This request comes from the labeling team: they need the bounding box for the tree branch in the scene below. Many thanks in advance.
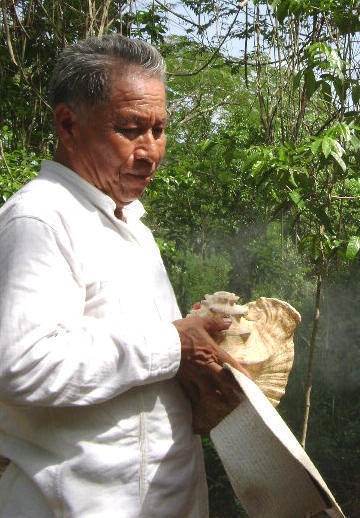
[1,0,18,65]
[167,1,248,78]
[0,138,14,181]
[179,94,232,125]
[154,0,201,29]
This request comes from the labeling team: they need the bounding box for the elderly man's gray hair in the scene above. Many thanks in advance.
[48,34,166,109]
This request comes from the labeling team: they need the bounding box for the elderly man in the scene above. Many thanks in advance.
[0,35,243,517]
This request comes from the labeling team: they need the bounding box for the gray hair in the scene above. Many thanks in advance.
[48,34,166,109]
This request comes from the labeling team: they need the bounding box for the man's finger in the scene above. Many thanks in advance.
[202,361,243,406]
[214,346,252,379]
[201,314,233,333]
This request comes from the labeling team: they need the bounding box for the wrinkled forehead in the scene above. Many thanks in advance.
[108,62,166,97]
[77,65,167,122]
[106,70,167,118]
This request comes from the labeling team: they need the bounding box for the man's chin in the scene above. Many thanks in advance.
[116,187,146,207]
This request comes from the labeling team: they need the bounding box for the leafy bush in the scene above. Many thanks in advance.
[165,248,232,315]
[0,127,42,206]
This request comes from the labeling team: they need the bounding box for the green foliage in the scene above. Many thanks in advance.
[293,42,349,109]
[305,43,344,81]
[165,249,232,316]
[345,235,360,260]
[243,121,360,263]
[233,222,314,312]
[0,127,41,206]
[272,0,360,34]
[128,6,168,44]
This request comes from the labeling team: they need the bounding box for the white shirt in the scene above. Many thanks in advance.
[0,161,208,518]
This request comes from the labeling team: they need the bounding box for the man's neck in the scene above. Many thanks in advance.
[54,146,128,223]
[114,206,127,222]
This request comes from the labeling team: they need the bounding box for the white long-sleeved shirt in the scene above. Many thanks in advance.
[0,160,208,518]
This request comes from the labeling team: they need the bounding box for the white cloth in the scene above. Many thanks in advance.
[211,365,345,518]
[0,160,208,518]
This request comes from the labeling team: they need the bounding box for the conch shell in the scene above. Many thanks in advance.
[187,291,301,433]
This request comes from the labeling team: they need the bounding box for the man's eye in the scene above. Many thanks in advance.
[115,127,138,136]
[152,127,164,138]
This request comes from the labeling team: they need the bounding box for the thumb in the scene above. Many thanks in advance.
[201,313,233,333]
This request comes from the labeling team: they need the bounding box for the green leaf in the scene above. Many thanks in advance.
[344,110,359,118]
[333,77,344,100]
[256,169,272,188]
[223,146,235,163]
[304,68,317,99]
[338,123,351,143]
[252,160,265,176]
[327,48,344,80]
[299,234,320,260]
[217,170,232,184]
[289,170,298,188]
[321,81,332,103]
[350,134,360,152]
[288,0,302,17]
[293,70,302,89]
[289,190,305,208]
[314,207,332,232]
[278,147,287,162]
[331,152,346,171]
[332,139,345,156]
[346,236,360,260]
[352,85,360,105]
[321,136,332,158]
[242,153,262,171]
[201,140,217,153]
[276,0,291,23]
[310,137,322,155]
[329,239,342,251]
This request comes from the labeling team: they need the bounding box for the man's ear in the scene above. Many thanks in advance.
[53,104,80,152]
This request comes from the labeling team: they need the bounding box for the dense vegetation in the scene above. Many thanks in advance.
[1,1,360,516]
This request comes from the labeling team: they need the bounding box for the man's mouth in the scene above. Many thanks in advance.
[125,173,153,185]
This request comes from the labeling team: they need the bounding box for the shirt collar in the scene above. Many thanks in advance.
[39,160,146,222]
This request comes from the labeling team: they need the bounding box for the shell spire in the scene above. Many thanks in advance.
[189,291,249,318]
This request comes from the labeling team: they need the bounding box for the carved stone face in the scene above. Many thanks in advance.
[188,292,301,433]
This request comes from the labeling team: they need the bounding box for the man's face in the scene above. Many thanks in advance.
[64,72,167,209]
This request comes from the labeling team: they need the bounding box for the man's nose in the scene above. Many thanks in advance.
[134,130,162,163]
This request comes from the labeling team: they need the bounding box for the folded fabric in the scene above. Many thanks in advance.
[210,364,345,518]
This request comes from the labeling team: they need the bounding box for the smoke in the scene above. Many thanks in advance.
[313,279,360,393]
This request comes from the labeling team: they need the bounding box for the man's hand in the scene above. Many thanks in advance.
[173,314,250,434]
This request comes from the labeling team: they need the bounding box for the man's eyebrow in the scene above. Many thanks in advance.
[115,113,167,125]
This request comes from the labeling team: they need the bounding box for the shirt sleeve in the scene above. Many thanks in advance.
[0,216,181,406]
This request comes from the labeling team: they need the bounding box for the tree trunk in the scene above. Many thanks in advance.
[301,245,324,448]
